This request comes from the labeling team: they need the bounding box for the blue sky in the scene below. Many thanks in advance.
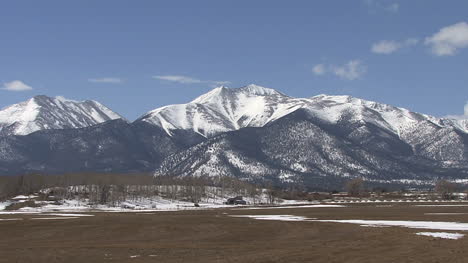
[1,0,468,120]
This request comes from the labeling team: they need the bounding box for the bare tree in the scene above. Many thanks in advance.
[435,180,456,200]
[345,178,365,197]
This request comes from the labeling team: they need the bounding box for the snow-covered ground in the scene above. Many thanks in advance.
[0,191,312,213]
[416,204,468,207]
[425,213,468,215]
[3,192,468,214]
[31,217,80,220]
[231,204,344,210]
[3,197,233,213]
[326,199,468,204]
[416,232,464,240]
[230,215,313,221]
[314,219,468,231]
[231,215,468,240]
[0,201,11,211]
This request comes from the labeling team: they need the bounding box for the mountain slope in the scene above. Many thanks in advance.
[155,109,468,189]
[138,85,468,163]
[0,95,122,136]
[0,119,183,175]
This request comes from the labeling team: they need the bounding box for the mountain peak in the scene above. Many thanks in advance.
[191,86,229,104]
[238,84,281,96]
[32,95,97,104]
[191,84,281,104]
[32,94,50,100]
[0,96,121,136]
[312,94,355,103]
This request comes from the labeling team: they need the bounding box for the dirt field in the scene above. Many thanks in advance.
[2,203,468,263]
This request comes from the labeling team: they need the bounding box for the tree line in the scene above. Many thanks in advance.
[345,177,466,200]
[0,173,283,206]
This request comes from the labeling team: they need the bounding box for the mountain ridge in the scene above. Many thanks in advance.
[137,85,467,137]
[0,95,122,136]
[0,85,467,189]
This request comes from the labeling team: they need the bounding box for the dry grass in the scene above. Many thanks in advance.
[1,204,468,262]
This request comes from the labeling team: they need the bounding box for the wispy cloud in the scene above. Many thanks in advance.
[312,60,367,80]
[1,80,33,91]
[364,0,399,13]
[88,78,123,84]
[332,60,367,80]
[312,64,326,75]
[371,38,419,54]
[425,22,468,56]
[445,101,468,120]
[153,75,201,84]
[386,3,399,13]
[153,75,231,87]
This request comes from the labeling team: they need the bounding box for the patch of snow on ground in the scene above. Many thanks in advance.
[0,211,41,215]
[45,213,94,217]
[230,215,312,222]
[232,204,344,210]
[416,205,468,207]
[360,224,390,228]
[416,232,464,240]
[425,213,468,215]
[0,202,11,210]
[11,195,38,200]
[315,220,468,231]
[31,217,79,220]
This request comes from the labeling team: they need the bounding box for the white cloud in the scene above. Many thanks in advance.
[332,60,367,80]
[88,78,123,84]
[386,3,399,13]
[425,22,468,56]
[153,75,201,84]
[312,64,326,75]
[405,38,419,46]
[364,0,399,13]
[445,101,468,120]
[371,40,400,54]
[153,75,230,87]
[209,80,231,88]
[312,60,367,80]
[1,80,33,91]
[371,38,419,54]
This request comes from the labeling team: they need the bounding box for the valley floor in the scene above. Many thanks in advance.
[2,203,468,262]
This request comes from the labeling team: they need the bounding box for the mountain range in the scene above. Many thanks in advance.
[1,85,467,189]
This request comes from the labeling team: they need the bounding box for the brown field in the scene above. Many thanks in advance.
[1,203,468,263]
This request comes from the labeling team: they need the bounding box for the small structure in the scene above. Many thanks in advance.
[225,196,247,205]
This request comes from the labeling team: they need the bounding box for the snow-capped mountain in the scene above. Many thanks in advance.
[155,109,468,188]
[136,84,309,138]
[138,84,467,161]
[156,109,468,189]
[0,95,122,136]
[0,86,467,189]
[146,85,468,188]
[138,84,467,138]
